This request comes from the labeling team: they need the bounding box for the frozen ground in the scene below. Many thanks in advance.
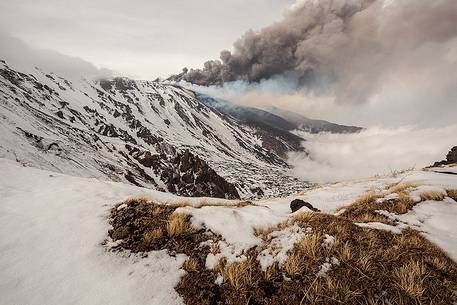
[0,158,190,305]
[1,158,457,304]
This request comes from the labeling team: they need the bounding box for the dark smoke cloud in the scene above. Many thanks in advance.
[171,0,457,104]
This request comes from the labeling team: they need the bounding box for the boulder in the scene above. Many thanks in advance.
[290,199,320,213]
[446,146,457,163]
[431,146,457,167]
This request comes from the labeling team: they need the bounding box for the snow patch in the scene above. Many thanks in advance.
[257,225,311,271]
[355,222,404,234]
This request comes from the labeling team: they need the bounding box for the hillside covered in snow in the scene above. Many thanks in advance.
[0,59,314,199]
[1,156,457,305]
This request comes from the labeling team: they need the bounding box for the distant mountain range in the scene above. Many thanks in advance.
[197,94,362,157]
[0,59,361,199]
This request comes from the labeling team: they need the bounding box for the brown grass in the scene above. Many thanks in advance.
[352,212,391,223]
[339,190,419,223]
[209,242,220,255]
[394,193,417,214]
[167,213,194,237]
[292,211,316,223]
[109,196,209,254]
[353,191,383,206]
[143,228,163,244]
[221,257,259,291]
[420,191,445,201]
[296,232,322,259]
[263,262,280,281]
[110,196,457,305]
[121,194,151,205]
[283,252,305,278]
[356,254,374,274]
[447,189,457,201]
[338,241,353,262]
[182,258,199,273]
[386,182,418,194]
[394,261,428,299]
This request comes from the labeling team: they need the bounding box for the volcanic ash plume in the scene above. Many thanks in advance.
[169,0,457,104]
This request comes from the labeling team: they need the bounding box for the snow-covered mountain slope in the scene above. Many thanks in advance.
[197,94,362,157]
[0,59,308,199]
[197,94,305,158]
[1,159,456,305]
[266,106,363,134]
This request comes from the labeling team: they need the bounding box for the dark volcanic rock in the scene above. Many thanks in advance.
[167,149,240,200]
[447,146,457,163]
[432,146,457,167]
[127,145,240,199]
[290,199,320,213]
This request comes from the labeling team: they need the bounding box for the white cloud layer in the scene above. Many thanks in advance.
[0,32,113,79]
[288,125,457,183]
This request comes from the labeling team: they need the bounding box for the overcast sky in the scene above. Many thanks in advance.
[0,0,294,79]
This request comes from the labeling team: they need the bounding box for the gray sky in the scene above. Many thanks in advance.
[0,0,294,79]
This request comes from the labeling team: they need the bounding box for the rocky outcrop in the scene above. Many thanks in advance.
[126,145,240,199]
[446,146,457,163]
[432,146,457,167]
[165,150,240,199]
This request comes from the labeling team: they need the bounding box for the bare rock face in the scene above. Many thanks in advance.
[165,149,240,200]
[126,145,240,199]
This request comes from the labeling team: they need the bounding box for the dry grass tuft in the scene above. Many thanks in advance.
[352,212,391,224]
[324,277,362,303]
[297,232,322,259]
[182,258,199,273]
[143,228,163,244]
[338,241,353,262]
[110,197,210,254]
[292,211,316,223]
[356,254,374,274]
[210,242,221,255]
[263,262,280,281]
[341,190,418,221]
[425,256,455,274]
[283,252,305,278]
[394,261,428,299]
[446,189,457,201]
[221,258,258,291]
[167,213,194,238]
[420,191,445,202]
[386,182,418,194]
[353,191,383,206]
[394,193,416,214]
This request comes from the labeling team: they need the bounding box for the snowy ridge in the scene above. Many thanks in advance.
[0,59,307,198]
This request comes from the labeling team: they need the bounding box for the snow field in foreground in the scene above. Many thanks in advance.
[1,158,457,305]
